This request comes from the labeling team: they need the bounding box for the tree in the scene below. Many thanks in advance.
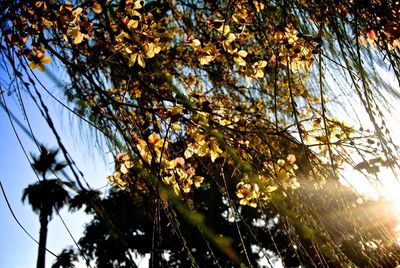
[66,155,400,267]
[51,248,78,268]
[2,0,400,267]
[22,146,71,268]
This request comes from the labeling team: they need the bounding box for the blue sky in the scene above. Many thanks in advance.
[0,66,112,267]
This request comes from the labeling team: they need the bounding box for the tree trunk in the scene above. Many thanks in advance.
[37,214,49,268]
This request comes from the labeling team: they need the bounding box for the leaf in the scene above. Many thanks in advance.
[42,18,53,27]
[193,176,204,188]
[137,54,145,67]
[128,19,139,29]
[171,123,180,131]
[120,163,129,174]
[175,157,185,166]
[197,141,209,157]
[42,56,51,64]
[72,7,83,17]
[266,185,278,192]
[184,144,195,159]
[238,50,248,58]
[129,53,138,66]
[217,24,230,35]
[74,32,84,44]
[145,42,155,58]
[67,27,84,44]
[148,133,163,148]
[287,154,296,164]
[210,142,222,162]
[191,39,201,50]
[253,69,264,78]
[199,55,215,65]
[29,62,36,70]
[37,63,45,72]
[168,105,182,116]
[137,140,152,164]
[92,2,102,13]
[134,0,143,9]
[234,56,246,66]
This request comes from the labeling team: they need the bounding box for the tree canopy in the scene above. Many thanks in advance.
[2,0,400,267]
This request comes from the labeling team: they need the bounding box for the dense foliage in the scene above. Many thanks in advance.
[2,0,400,267]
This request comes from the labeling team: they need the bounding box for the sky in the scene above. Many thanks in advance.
[0,66,112,267]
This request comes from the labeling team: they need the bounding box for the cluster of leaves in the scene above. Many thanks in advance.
[2,0,400,267]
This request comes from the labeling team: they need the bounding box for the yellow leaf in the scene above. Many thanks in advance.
[173,183,181,196]
[168,159,177,169]
[120,163,129,174]
[238,50,248,58]
[92,2,102,13]
[67,27,85,44]
[223,33,236,49]
[148,133,160,145]
[210,142,222,162]
[184,144,195,159]
[171,123,180,131]
[137,140,152,163]
[199,55,215,65]
[191,39,201,50]
[175,157,185,166]
[194,134,205,143]
[277,159,286,166]
[287,154,296,164]
[266,185,278,192]
[116,31,130,42]
[246,76,253,87]
[249,201,257,208]
[29,62,36,70]
[145,42,155,58]
[74,32,84,44]
[254,1,265,12]
[129,53,138,66]
[257,60,267,68]
[126,47,133,54]
[168,105,182,116]
[234,56,246,66]
[193,176,204,188]
[67,27,79,37]
[254,69,264,78]
[239,199,248,206]
[37,63,45,72]
[154,44,161,54]
[163,174,175,185]
[134,0,143,9]
[137,54,145,67]
[226,33,236,43]
[41,56,51,64]
[131,9,141,16]
[72,7,83,17]
[128,19,139,29]
[42,18,53,27]
[197,141,209,157]
[217,24,230,35]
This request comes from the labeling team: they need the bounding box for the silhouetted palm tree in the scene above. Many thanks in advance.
[22,146,71,268]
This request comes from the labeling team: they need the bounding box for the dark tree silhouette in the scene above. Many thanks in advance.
[51,248,78,268]
[22,147,71,268]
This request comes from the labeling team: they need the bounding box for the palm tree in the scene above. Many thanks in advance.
[22,146,71,268]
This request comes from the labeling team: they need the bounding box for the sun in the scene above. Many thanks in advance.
[339,164,400,247]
